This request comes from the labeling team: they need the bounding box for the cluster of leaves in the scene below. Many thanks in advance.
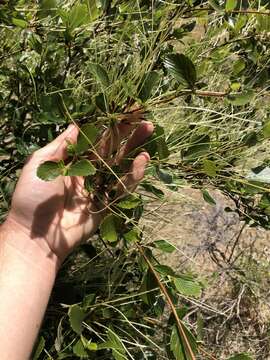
[0,0,269,359]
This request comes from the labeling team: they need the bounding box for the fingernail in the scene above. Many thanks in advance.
[140,152,150,162]
[67,124,76,132]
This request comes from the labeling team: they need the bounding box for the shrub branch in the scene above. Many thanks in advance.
[136,243,197,360]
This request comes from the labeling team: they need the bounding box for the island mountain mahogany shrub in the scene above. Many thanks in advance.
[0,1,269,359]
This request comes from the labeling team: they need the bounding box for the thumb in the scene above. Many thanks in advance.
[38,124,79,161]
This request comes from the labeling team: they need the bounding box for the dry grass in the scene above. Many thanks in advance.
[142,186,270,359]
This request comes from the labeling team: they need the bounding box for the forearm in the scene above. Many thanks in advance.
[0,219,59,360]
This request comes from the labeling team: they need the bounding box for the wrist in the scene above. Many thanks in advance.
[0,217,61,275]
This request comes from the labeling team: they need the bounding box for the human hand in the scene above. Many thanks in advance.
[5,120,153,265]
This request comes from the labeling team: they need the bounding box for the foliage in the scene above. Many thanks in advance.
[0,0,269,359]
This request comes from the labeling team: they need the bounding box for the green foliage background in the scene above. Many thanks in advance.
[0,0,269,359]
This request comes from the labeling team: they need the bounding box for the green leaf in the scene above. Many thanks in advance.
[12,18,28,28]
[183,134,210,160]
[67,159,96,177]
[100,214,118,242]
[155,125,169,160]
[153,240,175,253]
[87,342,98,351]
[117,195,141,209]
[139,269,159,307]
[73,339,89,358]
[164,53,197,88]
[170,324,198,360]
[226,0,237,11]
[68,305,86,335]
[32,336,45,360]
[124,228,140,242]
[81,336,98,351]
[155,264,175,276]
[232,58,245,75]
[86,0,102,21]
[107,328,126,353]
[262,121,270,139]
[76,123,99,154]
[95,93,108,113]
[112,349,127,360]
[203,159,217,177]
[170,325,184,360]
[39,0,57,18]
[89,63,110,88]
[140,182,164,199]
[208,0,223,12]
[227,90,254,106]
[170,322,198,360]
[69,4,89,30]
[138,71,160,102]
[227,354,253,360]
[202,189,216,205]
[156,168,178,190]
[37,161,62,181]
[99,328,127,359]
[174,276,202,298]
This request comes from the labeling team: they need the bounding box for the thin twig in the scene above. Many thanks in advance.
[151,89,228,106]
[137,244,196,360]
[186,7,270,16]
[228,222,246,262]
[199,346,218,360]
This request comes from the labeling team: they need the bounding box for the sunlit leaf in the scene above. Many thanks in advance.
[69,4,89,30]
[202,189,216,205]
[123,228,140,242]
[76,123,99,154]
[203,159,217,177]
[225,0,237,11]
[227,90,254,106]
[117,195,141,209]
[67,159,96,176]
[153,240,175,253]
[37,161,62,181]
[262,121,270,139]
[100,214,118,242]
[12,18,28,28]
[174,275,202,298]
[81,336,98,351]
[73,339,89,358]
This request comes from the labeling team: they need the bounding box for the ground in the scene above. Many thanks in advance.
[143,186,270,359]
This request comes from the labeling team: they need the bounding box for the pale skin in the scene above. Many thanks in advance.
[0,120,153,360]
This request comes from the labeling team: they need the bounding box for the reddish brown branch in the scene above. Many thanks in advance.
[151,89,228,106]
[186,7,269,16]
[137,244,196,360]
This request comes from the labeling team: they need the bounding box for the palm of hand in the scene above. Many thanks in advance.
[7,122,153,262]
